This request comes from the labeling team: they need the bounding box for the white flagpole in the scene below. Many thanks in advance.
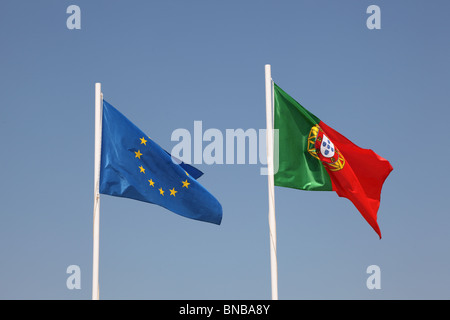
[265,64,278,300]
[92,82,102,300]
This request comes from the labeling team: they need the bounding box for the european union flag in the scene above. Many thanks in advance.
[99,100,222,225]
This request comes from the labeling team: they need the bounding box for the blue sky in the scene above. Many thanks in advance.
[0,1,449,299]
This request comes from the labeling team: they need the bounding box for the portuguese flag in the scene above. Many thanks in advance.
[273,83,393,238]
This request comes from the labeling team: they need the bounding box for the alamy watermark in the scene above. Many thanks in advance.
[66,5,81,30]
[66,5,380,31]
[170,121,279,175]
[366,264,381,290]
[66,265,81,290]
[366,5,381,30]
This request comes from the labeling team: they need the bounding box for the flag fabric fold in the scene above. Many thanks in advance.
[99,100,222,225]
[273,83,392,238]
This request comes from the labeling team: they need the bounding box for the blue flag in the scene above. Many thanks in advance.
[99,100,222,225]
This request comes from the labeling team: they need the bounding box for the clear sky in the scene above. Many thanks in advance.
[0,0,449,299]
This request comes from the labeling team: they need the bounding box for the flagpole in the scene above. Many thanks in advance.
[92,82,102,300]
[265,64,278,300]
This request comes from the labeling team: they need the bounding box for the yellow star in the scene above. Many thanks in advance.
[148,179,155,187]
[139,165,145,173]
[159,188,164,196]
[135,150,143,159]
[182,179,190,188]
[185,171,189,176]
[140,137,147,145]
[170,188,177,197]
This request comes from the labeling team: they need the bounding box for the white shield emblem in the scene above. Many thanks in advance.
[320,135,335,158]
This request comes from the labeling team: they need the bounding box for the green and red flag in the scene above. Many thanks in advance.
[273,83,393,238]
